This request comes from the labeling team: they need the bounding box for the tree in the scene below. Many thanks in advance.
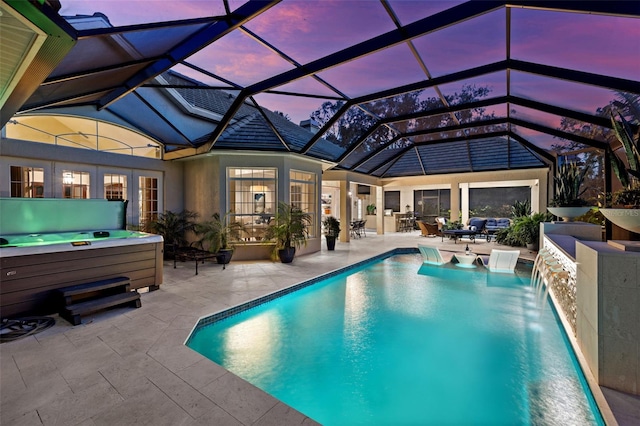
[550,92,640,206]
[310,85,497,156]
[273,111,291,121]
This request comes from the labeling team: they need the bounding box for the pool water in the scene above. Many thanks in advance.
[187,254,603,425]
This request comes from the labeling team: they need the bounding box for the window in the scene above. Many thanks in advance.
[10,166,44,198]
[290,170,317,238]
[228,168,277,242]
[139,176,158,228]
[104,174,127,200]
[469,187,530,217]
[62,170,90,199]
[414,189,451,222]
[384,191,400,212]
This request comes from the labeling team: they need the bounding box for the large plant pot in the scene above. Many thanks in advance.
[278,247,296,263]
[215,249,233,265]
[600,208,640,234]
[547,206,592,222]
[326,235,336,251]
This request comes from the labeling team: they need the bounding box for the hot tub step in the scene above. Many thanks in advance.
[62,292,141,326]
[58,276,131,305]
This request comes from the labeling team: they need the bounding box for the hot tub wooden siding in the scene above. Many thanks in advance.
[1,242,163,318]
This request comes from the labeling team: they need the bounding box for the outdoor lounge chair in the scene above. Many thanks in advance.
[479,249,520,273]
[418,221,439,237]
[418,244,455,265]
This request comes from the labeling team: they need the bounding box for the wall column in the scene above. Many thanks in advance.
[531,179,540,213]
[376,185,384,234]
[339,179,350,242]
[460,182,470,224]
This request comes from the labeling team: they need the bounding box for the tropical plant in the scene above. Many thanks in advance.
[609,109,640,207]
[322,216,341,237]
[496,212,553,247]
[442,220,463,231]
[146,210,199,254]
[494,226,521,247]
[550,161,590,207]
[265,201,312,256]
[197,212,245,253]
[511,200,531,218]
[366,204,376,215]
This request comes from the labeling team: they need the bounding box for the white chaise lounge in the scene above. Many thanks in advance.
[418,244,455,265]
[479,249,520,273]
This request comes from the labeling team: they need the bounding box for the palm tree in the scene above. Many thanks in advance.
[197,212,245,253]
[146,210,199,258]
[265,201,311,263]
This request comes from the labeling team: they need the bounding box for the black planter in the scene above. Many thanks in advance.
[278,247,296,263]
[326,235,336,250]
[216,249,233,265]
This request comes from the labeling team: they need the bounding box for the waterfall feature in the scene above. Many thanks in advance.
[531,238,578,334]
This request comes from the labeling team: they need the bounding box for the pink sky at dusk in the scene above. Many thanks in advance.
[58,0,639,142]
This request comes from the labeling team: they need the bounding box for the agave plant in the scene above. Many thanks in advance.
[609,110,640,207]
[511,199,531,218]
[550,161,590,207]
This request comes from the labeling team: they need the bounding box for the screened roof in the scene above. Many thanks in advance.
[7,0,640,178]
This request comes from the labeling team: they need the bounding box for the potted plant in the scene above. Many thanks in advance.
[547,161,592,221]
[265,201,311,263]
[145,210,199,259]
[366,204,376,215]
[197,212,245,265]
[601,109,640,233]
[511,212,553,251]
[322,216,341,251]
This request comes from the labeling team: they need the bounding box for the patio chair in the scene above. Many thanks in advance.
[479,249,520,273]
[418,244,455,265]
[418,221,439,237]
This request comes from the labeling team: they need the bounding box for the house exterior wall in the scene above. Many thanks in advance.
[0,137,184,226]
[181,151,323,259]
[381,168,549,222]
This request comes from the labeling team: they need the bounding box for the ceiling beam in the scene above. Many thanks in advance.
[364,131,511,176]
[97,1,280,109]
[509,59,640,94]
[509,133,555,165]
[337,96,509,163]
[510,118,609,149]
[347,117,508,170]
[506,0,640,18]
[209,2,507,151]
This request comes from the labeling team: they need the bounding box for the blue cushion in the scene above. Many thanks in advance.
[485,218,497,227]
[496,218,510,227]
[468,218,487,230]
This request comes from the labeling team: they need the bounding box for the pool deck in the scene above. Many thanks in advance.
[1,231,639,425]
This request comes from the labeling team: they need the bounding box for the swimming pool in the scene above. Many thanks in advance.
[187,252,603,425]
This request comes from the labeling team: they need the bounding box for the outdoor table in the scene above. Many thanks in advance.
[454,252,478,267]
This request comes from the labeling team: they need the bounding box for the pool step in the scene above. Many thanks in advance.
[57,276,141,325]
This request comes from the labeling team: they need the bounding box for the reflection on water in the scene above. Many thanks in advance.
[188,254,603,425]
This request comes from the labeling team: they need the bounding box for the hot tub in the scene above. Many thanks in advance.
[0,229,163,318]
[0,198,163,318]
